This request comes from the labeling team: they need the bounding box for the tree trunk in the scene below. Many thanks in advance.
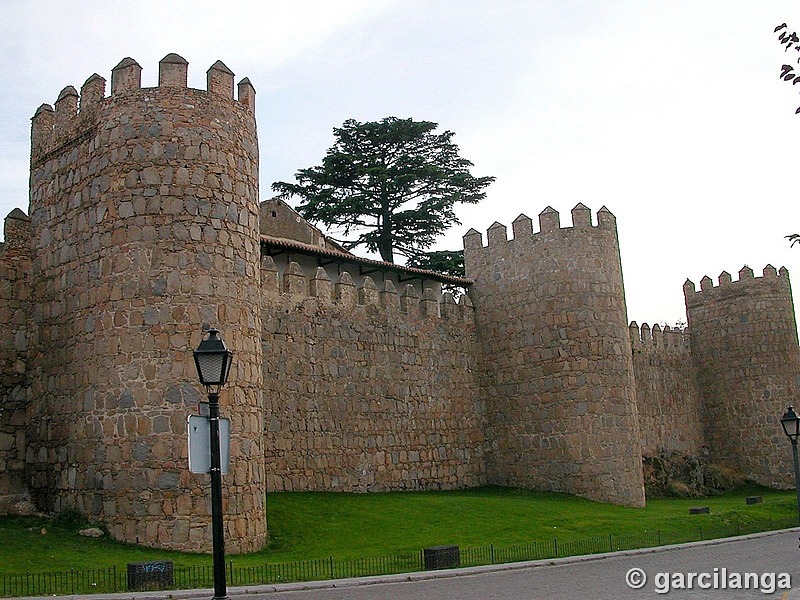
[378,208,393,262]
[378,238,393,263]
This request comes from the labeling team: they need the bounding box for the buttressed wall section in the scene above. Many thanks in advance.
[464,205,646,507]
[261,258,486,492]
[26,55,264,552]
[630,322,705,457]
[685,266,800,487]
[0,210,33,512]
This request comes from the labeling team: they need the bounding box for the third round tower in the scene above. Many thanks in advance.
[684,266,800,488]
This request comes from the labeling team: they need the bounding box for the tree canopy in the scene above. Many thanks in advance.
[272,117,494,263]
[775,23,800,114]
[775,24,800,247]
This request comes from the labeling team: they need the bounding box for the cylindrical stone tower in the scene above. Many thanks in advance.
[684,265,800,488]
[464,204,645,507]
[26,54,265,552]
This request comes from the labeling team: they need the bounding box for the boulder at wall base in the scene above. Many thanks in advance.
[79,527,105,538]
[642,450,746,498]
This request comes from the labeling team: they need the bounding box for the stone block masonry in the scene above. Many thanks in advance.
[2,50,799,553]
[261,259,486,493]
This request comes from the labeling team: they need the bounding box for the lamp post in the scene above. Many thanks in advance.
[193,328,233,600]
[780,405,800,526]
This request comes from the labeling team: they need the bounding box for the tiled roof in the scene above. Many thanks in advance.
[260,235,472,286]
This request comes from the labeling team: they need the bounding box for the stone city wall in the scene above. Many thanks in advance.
[685,266,800,488]
[4,47,800,549]
[261,257,487,492]
[629,322,705,457]
[464,205,646,507]
[24,54,265,553]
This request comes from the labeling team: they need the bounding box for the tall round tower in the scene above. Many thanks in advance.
[684,266,800,488]
[464,205,645,507]
[26,54,265,552]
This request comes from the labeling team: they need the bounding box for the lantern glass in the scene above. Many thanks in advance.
[193,329,233,389]
[782,406,800,440]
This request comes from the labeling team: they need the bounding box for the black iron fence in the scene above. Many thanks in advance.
[1,515,796,597]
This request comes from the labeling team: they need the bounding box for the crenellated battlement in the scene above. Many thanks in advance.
[629,321,689,352]
[260,257,473,324]
[463,203,617,256]
[30,53,256,164]
[683,265,789,298]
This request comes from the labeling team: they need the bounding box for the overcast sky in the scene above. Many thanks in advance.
[0,0,798,326]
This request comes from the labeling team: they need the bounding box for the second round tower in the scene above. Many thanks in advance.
[464,205,645,507]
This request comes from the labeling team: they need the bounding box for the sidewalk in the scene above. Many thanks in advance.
[15,528,800,600]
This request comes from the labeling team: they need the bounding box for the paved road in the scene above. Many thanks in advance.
[235,530,800,600]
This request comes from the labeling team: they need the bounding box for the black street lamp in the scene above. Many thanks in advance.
[194,328,233,600]
[780,405,800,526]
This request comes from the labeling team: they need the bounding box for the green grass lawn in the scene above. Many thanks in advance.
[262,484,796,561]
[0,485,795,577]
